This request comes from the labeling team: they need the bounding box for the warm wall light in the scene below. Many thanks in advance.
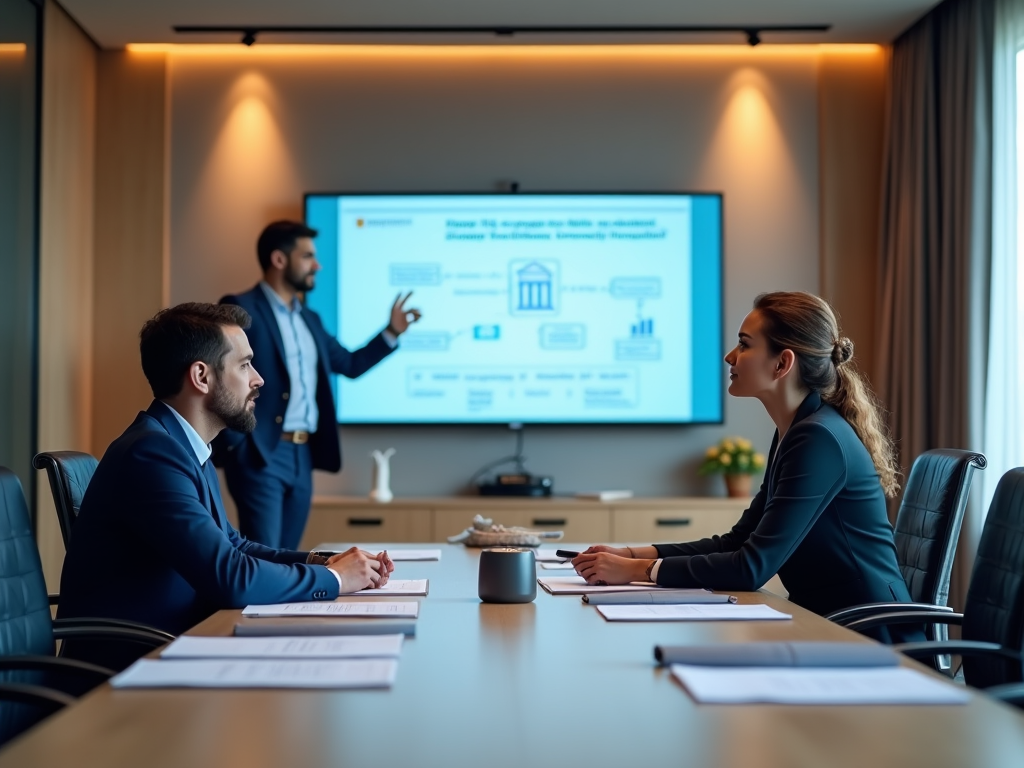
[0,43,27,53]
[126,43,883,58]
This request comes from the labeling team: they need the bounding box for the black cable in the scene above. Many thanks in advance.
[469,426,527,486]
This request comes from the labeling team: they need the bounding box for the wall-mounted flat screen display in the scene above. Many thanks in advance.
[305,193,723,424]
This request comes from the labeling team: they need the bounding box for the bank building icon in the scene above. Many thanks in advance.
[516,262,557,313]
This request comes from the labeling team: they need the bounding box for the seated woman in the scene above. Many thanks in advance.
[573,291,916,630]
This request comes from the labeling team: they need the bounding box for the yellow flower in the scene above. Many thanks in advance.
[719,453,732,466]
[706,447,720,459]
[736,438,752,451]
[721,439,735,453]
[752,453,766,468]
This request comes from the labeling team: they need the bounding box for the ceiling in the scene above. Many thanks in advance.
[60,0,942,49]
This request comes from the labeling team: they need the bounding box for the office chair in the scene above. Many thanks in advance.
[32,451,98,550]
[0,467,173,745]
[825,449,986,640]
[841,467,1024,708]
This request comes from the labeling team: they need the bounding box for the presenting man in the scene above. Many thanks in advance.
[216,220,421,549]
[57,303,393,670]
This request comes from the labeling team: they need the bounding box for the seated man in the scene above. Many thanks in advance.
[57,302,393,670]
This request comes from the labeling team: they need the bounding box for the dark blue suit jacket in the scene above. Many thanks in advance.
[655,392,914,620]
[215,284,395,472]
[57,402,339,651]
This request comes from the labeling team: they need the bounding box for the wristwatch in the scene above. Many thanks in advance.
[306,550,337,566]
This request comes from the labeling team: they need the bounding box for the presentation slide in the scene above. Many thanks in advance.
[305,194,722,424]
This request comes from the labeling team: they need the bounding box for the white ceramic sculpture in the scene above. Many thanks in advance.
[369,448,396,503]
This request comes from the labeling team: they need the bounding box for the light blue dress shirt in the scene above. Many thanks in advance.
[165,404,212,465]
[259,282,320,432]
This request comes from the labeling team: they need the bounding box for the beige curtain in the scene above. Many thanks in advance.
[875,0,993,611]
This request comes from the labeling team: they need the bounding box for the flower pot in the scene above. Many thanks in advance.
[724,473,752,498]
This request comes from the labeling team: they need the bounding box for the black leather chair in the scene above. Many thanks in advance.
[843,467,1024,708]
[0,467,173,746]
[32,451,98,550]
[826,449,987,636]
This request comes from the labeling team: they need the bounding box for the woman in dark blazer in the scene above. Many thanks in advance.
[573,291,915,624]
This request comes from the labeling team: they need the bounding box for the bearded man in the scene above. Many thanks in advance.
[213,221,420,549]
[56,303,393,671]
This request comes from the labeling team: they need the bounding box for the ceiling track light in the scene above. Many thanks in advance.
[171,24,830,48]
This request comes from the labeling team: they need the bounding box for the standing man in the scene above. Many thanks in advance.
[215,220,421,549]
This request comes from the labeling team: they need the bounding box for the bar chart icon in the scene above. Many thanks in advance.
[631,318,654,337]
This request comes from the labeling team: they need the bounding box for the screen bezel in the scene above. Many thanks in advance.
[303,190,725,427]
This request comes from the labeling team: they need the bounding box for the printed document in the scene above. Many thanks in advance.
[351,579,429,596]
[538,576,710,596]
[160,635,404,660]
[312,545,442,561]
[242,602,420,618]
[670,665,970,705]
[597,604,791,621]
[111,658,398,689]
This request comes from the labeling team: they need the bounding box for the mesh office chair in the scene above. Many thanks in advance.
[0,467,173,746]
[843,467,1024,708]
[826,449,986,633]
[32,451,98,550]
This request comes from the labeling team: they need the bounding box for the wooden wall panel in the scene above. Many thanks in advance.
[37,0,97,589]
[91,49,168,457]
[818,49,888,388]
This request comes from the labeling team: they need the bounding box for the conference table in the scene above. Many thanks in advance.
[3,544,1024,768]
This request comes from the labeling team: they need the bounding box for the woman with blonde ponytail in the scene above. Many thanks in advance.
[572,292,919,641]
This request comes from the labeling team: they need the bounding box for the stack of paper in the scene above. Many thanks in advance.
[111,658,399,690]
[583,591,736,605]
[242,602,420,618]
[350,579,429,596]
[161,635,404,660]
[596,604,792,621]
[670,665,970,705]
[234,618,416,637]
[538,576,705,596]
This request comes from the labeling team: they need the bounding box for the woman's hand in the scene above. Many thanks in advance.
[578,545,633,558]
[572,552,652,585]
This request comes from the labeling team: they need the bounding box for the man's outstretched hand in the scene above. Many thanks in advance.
[387,292,422,336]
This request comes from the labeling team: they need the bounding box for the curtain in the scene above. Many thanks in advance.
[875,0,993,610]
[983,0,1024,532]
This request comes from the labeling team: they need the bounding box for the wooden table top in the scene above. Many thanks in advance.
[3,545,1024,768]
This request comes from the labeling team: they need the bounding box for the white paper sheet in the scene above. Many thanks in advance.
[535,548,572,562]
[161,635,404,659]
[349,579,429,596]
[538,576,710,596]
[313,545,441,561]
[111,658,398,689]
[539,562,575,570]
[670,664,970,705]
[597,604,792,621]
[384,549,442,561]
[242,602,420,618]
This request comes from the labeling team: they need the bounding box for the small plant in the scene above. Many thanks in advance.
[698,437,766,476]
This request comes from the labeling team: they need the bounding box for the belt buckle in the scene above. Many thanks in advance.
[291,430,309,445]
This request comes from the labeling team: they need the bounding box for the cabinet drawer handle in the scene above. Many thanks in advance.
[655,518,691,527]
[348,517,384,527]
[532,518,567,527]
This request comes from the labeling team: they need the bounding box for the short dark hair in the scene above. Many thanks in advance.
[139,303,252,400]
[256,220,318,271]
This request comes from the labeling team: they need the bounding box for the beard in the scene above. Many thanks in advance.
[285,265,315,293]
[211,381,259,434]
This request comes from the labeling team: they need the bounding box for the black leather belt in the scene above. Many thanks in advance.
[280,430,311,444]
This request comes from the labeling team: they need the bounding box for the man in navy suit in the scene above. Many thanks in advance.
[216,221,421,549]
[57,303,394,669]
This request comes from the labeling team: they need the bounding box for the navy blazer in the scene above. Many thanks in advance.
[214,285,395,472]
[57,401,339,645]
[655,392,913,618]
